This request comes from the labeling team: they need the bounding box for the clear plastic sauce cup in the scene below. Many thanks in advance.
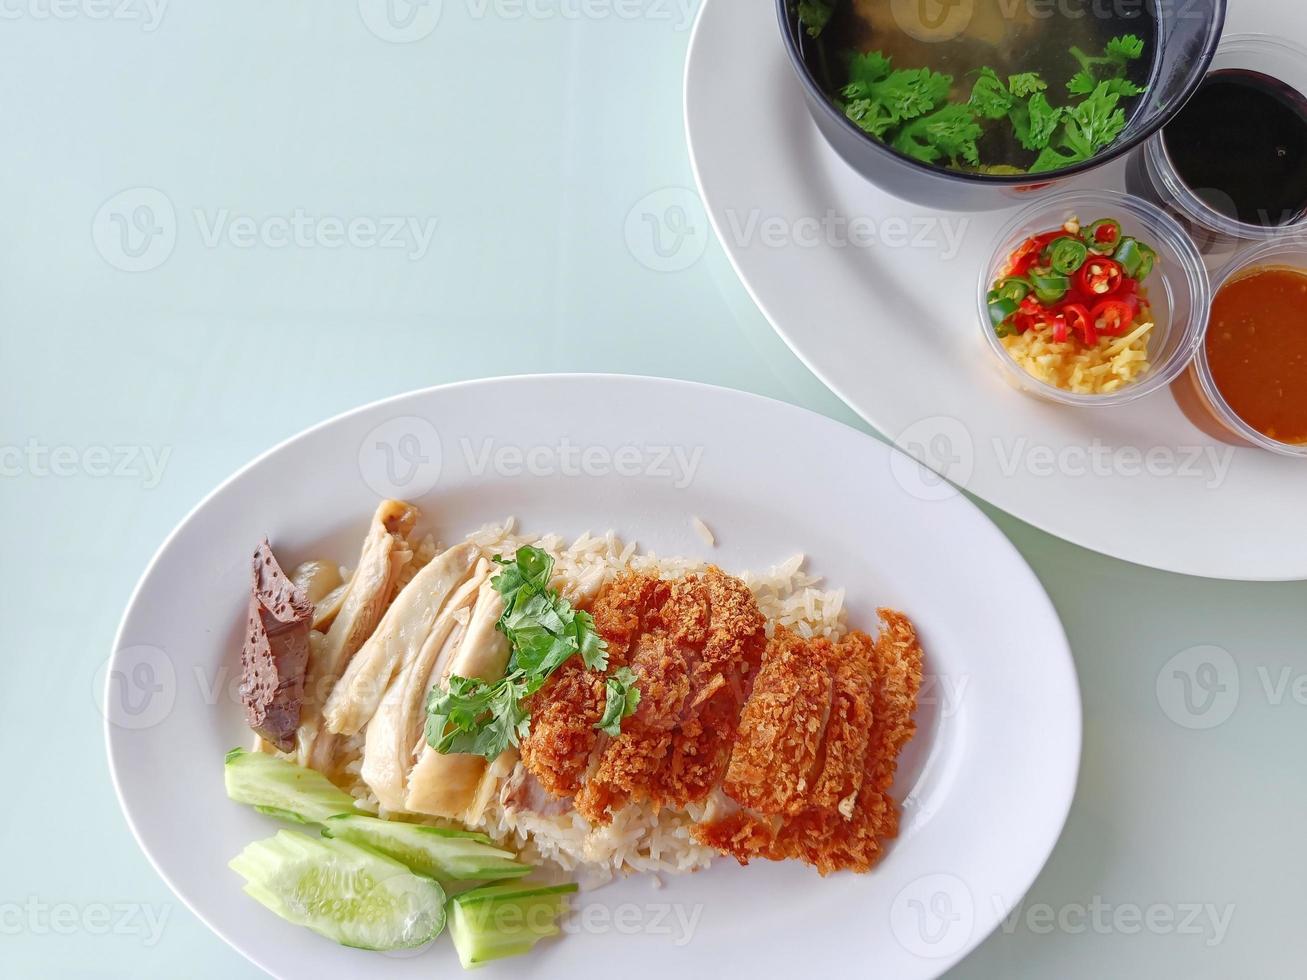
[1173,237,1307,458]
[1127,34,1307,249]
[978,189,1211,407]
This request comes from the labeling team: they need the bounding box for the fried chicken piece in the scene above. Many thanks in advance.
[722,627,834,814]
[522,568,766,825]
[588,571,663,668]
[808,633,876,813]
[516,567,925,879]
[654,568,765,803]
[520,572,664,808]
[576,628,686,821]
[824,610,924,862]
[576,568,767,822]
[774,612,923,873]
[698,610,924,875]
[517,658,606,800]
[519,569,680,801]
[691,808,778,864]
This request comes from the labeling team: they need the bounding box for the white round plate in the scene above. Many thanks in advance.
[106,375,1078,980]
[684,0,1307,581]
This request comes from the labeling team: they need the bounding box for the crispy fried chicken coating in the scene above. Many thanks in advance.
[517,658,606,800]
[698,610,924,875]
[521,567,766,824]
[516,561,924,876]
[723,627,834,814]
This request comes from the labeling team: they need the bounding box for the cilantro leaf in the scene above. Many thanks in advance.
[1008,73,1047,98]
[846,50,891,88]
[494,545,609,677]
[425,673,531,759]
[878,67,952,120]
[796,0,834,38]
[569,609,608,671]
[1070,71,1142,99]
[969,67,1013,120]
[426,545,629,761]
[1063,81,1128,153]
[597,668,641,737]
[1067,70,1096,95]
[1099,77,1144,98]
[844,66,951,123]
[892,103,982,167]
[843,97,897,138]
[1030,144,1082,174]
[1030,82,1127,172]
[832,38,1144,175]
[1070,34,1145,88]
[1010,91,1062,151]
[1106,34,1145,64]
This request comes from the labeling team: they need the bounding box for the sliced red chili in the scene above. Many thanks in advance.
[1007,231,1063,276]
[1060,303,1093,343]
[1051,314,1069,343]
[1076,257,1125,298]
[1080,315,1099,345]
[1091,299,1135,337]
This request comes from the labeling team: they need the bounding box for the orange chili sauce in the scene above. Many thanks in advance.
[1205,266,1307,445]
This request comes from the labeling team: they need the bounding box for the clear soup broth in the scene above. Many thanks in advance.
[799,0,1158,173]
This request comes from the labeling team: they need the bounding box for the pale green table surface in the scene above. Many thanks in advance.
[2,4,1304,978]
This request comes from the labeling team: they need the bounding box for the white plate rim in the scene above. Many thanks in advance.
[105,373,1082,979]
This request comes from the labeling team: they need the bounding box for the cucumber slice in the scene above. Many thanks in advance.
[224,748,357,824]
[229,830,446,950]
[323,814,530,882]
[447,880,577,968]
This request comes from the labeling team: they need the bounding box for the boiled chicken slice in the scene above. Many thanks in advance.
[292,560,347,632]
[296,499,417,772]
[466,749,519,826]
[405,582,512,819]
[360,562,491,811]
[323,542,479,737]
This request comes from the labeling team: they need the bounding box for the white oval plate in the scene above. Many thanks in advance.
[684,0,1307,581]
[106,375,1078,980]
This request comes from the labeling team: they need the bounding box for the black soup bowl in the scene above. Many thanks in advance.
[777,0,1227,211]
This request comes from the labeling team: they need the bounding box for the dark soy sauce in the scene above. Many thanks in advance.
[1162,70,1307,227]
